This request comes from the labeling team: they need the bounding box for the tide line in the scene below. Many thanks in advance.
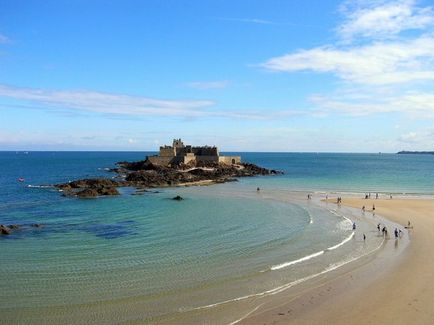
[190,237,386,312]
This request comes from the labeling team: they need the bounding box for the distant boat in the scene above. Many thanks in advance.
[18,178,25,182]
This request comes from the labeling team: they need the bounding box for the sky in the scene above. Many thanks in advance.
[1,0,434,152]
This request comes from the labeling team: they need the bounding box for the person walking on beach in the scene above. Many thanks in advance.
[394,228,399,238]
[377,223,381,231]
[372,204,375,212]
[353,222,356,230]
[376,193,379,199]
[257,187,260,192]
[362,205,365,212]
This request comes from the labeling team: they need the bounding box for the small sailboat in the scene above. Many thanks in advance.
[18,178,25,182]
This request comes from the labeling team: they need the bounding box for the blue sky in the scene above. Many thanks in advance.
[1,0,434,152]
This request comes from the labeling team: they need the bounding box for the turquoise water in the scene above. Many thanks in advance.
[0,152,428,323]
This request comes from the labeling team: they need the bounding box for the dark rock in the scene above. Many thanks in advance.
[76,188,99,198]
[56,178,122,198]
[31,224,43,228]
[98,187,120,196]
[172,195,183,201]
[75,187,120,198]
[56,178,121,190]
[0,225,11,235]
[8,224,20,229]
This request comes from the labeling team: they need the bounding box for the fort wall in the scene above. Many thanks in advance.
[219,156,241,164]
[148,139,241,166]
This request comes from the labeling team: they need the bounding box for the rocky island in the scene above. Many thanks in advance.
[56,139,282,198]
[397,151,434,155]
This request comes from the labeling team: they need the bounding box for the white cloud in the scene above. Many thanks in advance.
[0,84,302,120]
[216,18,276,25]
[397,127,434,149]
[261,1,434,87]
[185,80,230,90]
[338,0,434,41]
[262,36,434,85]
[309,91,434,117]
[0,84,214,117]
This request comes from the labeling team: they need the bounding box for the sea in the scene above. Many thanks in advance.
[0,151,430,324]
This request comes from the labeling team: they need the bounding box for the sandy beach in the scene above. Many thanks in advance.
[239,197,434,324]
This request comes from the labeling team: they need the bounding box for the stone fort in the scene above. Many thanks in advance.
[148,139,241,166]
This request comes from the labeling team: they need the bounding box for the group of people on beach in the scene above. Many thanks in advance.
[377,223,404,239]
[361,204,375,213]
[364,193,393,200]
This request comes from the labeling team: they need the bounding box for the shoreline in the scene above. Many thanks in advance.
[156,190,409,324]
[3,188,428,324]
[238,196,434,324]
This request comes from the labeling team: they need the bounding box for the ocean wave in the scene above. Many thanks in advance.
[328,209,353,227]
[26,185,54,188]
[191,237,386,313]
[327,232,354,251]
[269,230,355,272]
[301,207,314,224]
[270,250,324,271]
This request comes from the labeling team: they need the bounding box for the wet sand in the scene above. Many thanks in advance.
[239,197,434,324]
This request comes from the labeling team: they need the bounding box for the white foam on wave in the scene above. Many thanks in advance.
[302,207,314,224]
[328,209,353,228]
[268,231,355,273]
[327,231,354,251]
[270,250,324,271]
[27,185,53,188]
[191,237,386,313]
[269,209,354,272]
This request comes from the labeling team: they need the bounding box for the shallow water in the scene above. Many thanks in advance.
[0,152,423,323]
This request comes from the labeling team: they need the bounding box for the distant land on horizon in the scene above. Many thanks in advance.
[397,151,434,155]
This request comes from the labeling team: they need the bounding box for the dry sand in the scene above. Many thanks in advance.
[239,197,434,324]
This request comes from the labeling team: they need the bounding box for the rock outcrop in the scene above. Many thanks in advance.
[56,178,121,198]
[55,159,282,198]
[0,225,11,235]
[0,224,44,236]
